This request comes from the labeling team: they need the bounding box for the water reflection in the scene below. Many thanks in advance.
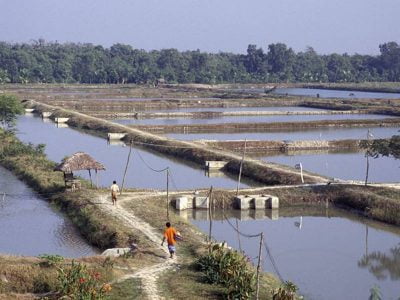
[359,245,400,280]
[16,115,256,189]
[0,166,97,257]
[114,113,390,126]
[167,126,399,141]
[185,207,400,300]
[272,88,400,99]
[264,152,400,183]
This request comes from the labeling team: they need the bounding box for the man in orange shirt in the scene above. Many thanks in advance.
[161,222,177,258]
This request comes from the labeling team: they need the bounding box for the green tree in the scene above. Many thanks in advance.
[361,135,400,160]
[0,94,24,130]
[266,43,295,82]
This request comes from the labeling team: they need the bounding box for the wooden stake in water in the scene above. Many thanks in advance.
[236,139,247,196]
[208,186,213,242]
[365,129,373,186]
[256,232,264,300]
[120,140,133,195]
[88,169,92,187]
[166,168,170,220]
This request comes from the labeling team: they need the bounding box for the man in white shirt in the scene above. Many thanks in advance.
[110,180,120,206]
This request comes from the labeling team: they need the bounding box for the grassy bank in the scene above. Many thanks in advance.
[0,129,283,299]
[195,184,400,227]
[130,117,400,134]
[0,130,132,249]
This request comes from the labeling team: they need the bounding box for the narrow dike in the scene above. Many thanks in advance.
[28,100,329,185]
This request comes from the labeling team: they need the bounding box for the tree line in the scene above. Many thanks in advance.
[0,40,399,84]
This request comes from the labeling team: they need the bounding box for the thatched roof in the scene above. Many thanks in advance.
[55,152,106,173]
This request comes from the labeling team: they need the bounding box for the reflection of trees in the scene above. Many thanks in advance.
[358,246,400,280]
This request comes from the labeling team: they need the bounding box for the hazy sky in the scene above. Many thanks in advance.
[0,0,399,55]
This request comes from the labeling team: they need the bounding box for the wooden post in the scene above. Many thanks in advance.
[256,232,264,300]
[208,186,213,242]
[95,169,98,189]
[121,140,133,195]
[236,219,242,252]
[236,139,247,196]
[166,168,170,220]
[88,169,92,187]
[365,129,372,186]
[365,154,370,186]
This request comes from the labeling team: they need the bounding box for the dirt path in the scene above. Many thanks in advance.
[96,193,177,300]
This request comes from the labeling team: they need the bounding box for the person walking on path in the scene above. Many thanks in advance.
[110,180,119,206]
[161,222,178,258]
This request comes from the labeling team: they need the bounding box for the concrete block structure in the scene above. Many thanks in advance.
[264,195,279,209]
[194,196,209,209]
[205,160,228,170]
[175,196,188,210]
[234,195,252,210]
[42,111,52,118]
[250,196,268,209]
[107,133,127,140]
[55,117,69,123]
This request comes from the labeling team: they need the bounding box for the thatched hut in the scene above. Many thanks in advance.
[55,152,105,189]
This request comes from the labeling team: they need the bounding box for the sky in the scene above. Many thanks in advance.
[0,0,399,55]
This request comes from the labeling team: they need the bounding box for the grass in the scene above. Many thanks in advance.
[120,191,281,299]
[107,278,144,299]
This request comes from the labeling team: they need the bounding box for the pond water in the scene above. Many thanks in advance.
[167,127,400,141]
[272,88,400,99]
[0,166,97,257]
[115,113,390,126]
[16,115,255,190]
[147,106,325,113]
[261,152,400,183]
[185,207,400,300]
[234,87,400,99]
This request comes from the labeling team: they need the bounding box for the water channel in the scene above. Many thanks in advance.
[115,113,390,126]
[0,166,97,257]
[261,152,400,183]
[272,88,400,99]
[16,114,255,190]
[235,87,400,99]
[167,127,399,141]
[184,207,400,300]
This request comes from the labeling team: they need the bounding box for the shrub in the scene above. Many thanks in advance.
[57,260,112,300]
[37,254,64,268]
[197,243,256,299]
[272,281,299,300]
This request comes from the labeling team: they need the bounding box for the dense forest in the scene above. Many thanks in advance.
[0,40,399,84]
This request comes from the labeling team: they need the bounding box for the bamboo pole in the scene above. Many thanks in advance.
[120,140,133,195]
[236,139,247,196]
[208,186,213,242]
[166,168,170,220]
[256,232,264,300]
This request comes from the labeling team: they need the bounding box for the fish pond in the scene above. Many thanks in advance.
[185,207,400,300]
[0,166,97,257]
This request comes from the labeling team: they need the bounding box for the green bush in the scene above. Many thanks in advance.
[197,243,256,299]
[272,281,298,300]
[57,261,112,300]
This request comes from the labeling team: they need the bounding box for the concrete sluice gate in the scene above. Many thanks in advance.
[174,194,279,211]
